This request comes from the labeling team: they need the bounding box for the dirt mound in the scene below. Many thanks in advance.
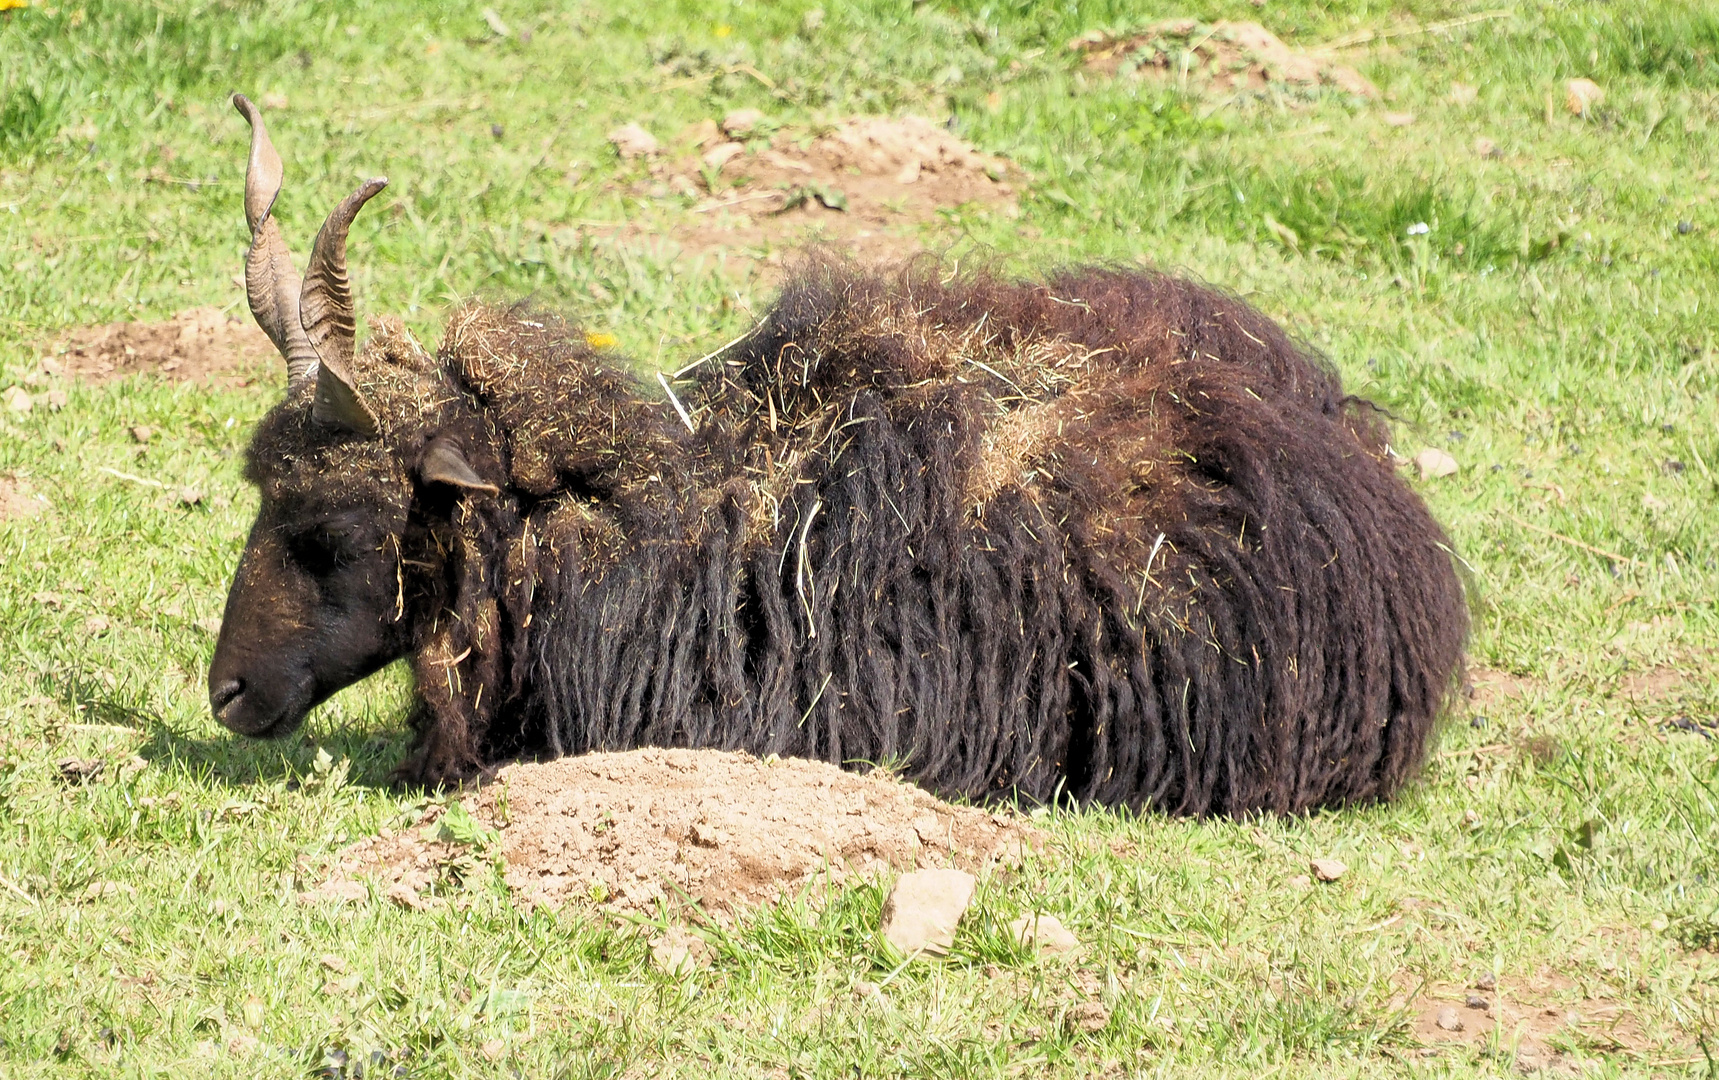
[625,114,1018,265]
[316,748,1039,918]
[45,306,276,386]
[1071,20,1376,99]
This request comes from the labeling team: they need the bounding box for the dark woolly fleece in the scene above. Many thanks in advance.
[246,261,1468,815]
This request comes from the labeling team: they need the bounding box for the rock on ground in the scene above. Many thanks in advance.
[880,868,976,957]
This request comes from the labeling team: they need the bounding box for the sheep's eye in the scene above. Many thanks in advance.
[287,524,356,575]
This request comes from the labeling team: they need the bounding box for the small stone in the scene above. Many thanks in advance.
[177,487,204,507]
[1382,111,1416,127]
[490,123,505,139]
[880,868,975,958]
[480,1038,506,1060]
[1414,448,1459,479]
[1009,913,1081,956]
[1475,972,1497,991]
[721,108,765,138]
[386,881,431,910]
[607,122,659,159]
[689,821,725,847]
[1565,78,1604,116]
[84,615,111,635]
[3,386,32,413]
[1435,1006,1464,1032]
[1310,857,1348,882]
[1287,874,1312,888]
[319,954,349,973]
[1466,995,1489,1010]
[649,927,709,976]
[1474,136,1501,159]
[58,757,104,784]
[701,142,746,170]
[196,617,223,637]
[852,978,880,999]
[130,425,154,444]
[45,389,67,411]
[1677,220,1694,236]
[226,1033,259,1057]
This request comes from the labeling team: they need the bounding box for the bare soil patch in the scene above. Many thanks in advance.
[1070,20,1376,100]
[1397,972,1649,1071]
[314,748,1039,919]
[1466,667,1544,711]
[44,306,275,387]
[0,476,50,523]
[623,114,1018,266]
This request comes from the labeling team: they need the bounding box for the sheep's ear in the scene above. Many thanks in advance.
[420,436,499,495]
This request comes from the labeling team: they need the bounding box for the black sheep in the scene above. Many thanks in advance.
[209,95,1467,814]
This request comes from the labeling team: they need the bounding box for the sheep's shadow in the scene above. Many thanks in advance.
[37,666,416,792]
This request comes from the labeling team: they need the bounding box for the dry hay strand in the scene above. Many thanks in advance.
[1071,19,1377,99]
[46,306,278,386]
[313,748,1041,918]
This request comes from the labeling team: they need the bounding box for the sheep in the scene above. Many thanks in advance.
[208,95,1468,814]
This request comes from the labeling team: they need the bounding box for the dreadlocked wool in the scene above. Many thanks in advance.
[258,260,1467,815]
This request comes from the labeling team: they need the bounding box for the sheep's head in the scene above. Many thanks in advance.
[209,95,500,741]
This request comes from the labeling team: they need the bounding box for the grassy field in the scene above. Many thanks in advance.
[2,0,1718,1075]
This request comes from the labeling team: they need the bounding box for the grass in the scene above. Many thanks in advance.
[2,0,1717,1075]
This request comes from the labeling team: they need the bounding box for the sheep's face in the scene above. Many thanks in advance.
[209,401,411,737]
[209,94,499,742]
[209,379,501,738]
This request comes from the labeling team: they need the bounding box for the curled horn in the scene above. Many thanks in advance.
[231,93,321,385]
[301,178,387,437]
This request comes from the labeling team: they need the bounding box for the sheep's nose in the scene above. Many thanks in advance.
[210,678,246,723]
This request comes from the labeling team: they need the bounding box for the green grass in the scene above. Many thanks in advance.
[2,0,1718,1075]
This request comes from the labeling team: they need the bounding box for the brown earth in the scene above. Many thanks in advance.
[313,748,1040,919]
[0,476,49,523]
[44,306,275,387]
[621,114,1018,267]
[1398,972,1650,1071]
[1070,19,1377,99]
[1466,667,1543,711]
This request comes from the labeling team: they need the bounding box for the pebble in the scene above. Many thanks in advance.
[1466,995,1489,1010]
[1435,1006,1464,1032]
[880,868,975,958]
[1475,972,1497,991]
[1008,913,1081,956]
[649,928,709,976]
[1309,857,1348,882]
[1565,77,1604,115]
[721,108,766,138]
[1414,448,1459,479]
[607,122,659,159]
